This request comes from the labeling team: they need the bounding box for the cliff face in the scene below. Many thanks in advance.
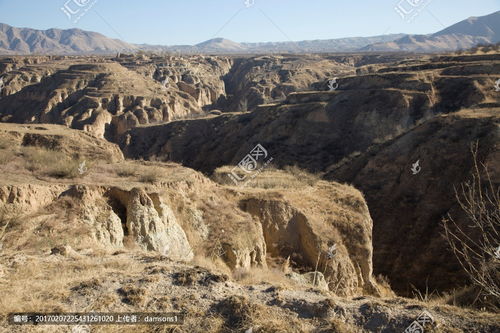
[328,110,499,293]
[119,53,500,293]
[0,123,377,297]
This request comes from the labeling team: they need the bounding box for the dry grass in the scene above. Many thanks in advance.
[138,167,163,183]
[0,253,139,316]
[191,255,232,277]
[0,204,23,252]
[21,146,84,179]
[0,149,15,165]
[214,295,309,332]
[116,164,138,177]
[0,136,11,150]
[0,134,17,165]
[375,275,396,298]
[212,165,322,189]
[231,266,297,290]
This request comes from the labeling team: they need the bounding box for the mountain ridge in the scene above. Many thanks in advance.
[0,23,135,54]
[0,11,499,54]
[362,10,500,52]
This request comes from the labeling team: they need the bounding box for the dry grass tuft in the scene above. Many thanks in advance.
[375,275,396,298]
[21,146,85,178]
[0,149,15,165]
[138,167,163,183]
[0,136,11,150]
[0,204,23,251]
[212,164,322,189]
[214,295,307,332]
[232,266,296,290]
[117,284,148,306]
[116,164,138,177]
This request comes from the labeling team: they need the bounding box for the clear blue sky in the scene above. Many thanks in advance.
[0,0,498,45]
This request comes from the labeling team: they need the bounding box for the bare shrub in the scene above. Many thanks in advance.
[442,143,499,302]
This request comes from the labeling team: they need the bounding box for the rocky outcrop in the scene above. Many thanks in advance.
[0,123,380,296]
[0,123,124,163]
[238,180,378,296]
[0,184,65,210]
[118,187,193,261]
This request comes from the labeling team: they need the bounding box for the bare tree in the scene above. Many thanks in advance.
[442,143,500,300]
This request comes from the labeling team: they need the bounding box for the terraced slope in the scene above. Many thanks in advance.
[119,53,500,294]
[0,61,204,140]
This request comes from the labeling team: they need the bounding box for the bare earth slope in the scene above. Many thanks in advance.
[119,53,500,295]
[0,124,498,332]
[0,124,378,296]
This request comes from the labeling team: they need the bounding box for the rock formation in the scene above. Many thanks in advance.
[119,52,500,294]
[0,123,378,297]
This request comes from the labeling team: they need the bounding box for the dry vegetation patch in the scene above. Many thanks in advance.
[212,165,321,189]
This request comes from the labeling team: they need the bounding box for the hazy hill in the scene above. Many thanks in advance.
[0,23,135,54]
[363,11,500,52]
[0,10,499,55]
[157,34,407,54]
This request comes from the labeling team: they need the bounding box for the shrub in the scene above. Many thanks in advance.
[442,143,499,303]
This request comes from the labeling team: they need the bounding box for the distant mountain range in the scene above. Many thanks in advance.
[363,10,499,52]
[0,23,134,54]
[0,10,498,55]
[140,34,407,54]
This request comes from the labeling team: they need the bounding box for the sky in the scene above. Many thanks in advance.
[0,0,498,45]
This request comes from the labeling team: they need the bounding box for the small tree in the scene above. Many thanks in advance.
[442,143,500,300]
